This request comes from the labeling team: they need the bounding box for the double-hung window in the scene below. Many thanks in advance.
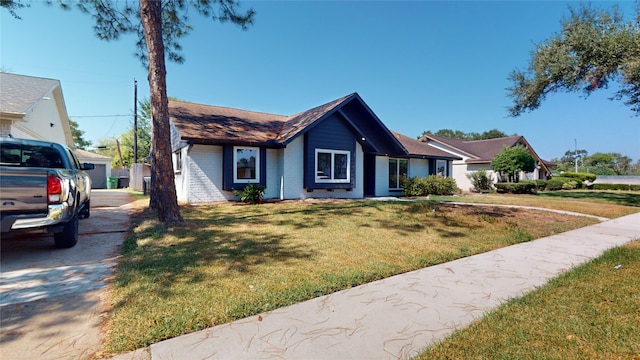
[234,146,259,183]
[315,149,350,183]
[389,158,408,189]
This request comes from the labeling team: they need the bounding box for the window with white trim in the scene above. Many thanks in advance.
[389,158,408,189]
[436,159,447,177]
[233,146,259,183]
[173,150,182,173]
[315,149,350,183]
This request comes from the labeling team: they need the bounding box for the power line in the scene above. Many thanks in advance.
[70,114,132,118]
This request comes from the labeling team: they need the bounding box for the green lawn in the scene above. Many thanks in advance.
[103,192,638,355]
[431,190,640,218]
[415,240,640,359]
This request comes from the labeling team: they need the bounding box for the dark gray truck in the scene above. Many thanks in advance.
[1,137,94,248]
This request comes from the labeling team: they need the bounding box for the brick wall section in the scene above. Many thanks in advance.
[187,144,233,203]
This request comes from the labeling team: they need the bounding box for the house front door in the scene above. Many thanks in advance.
[363,153,376,196]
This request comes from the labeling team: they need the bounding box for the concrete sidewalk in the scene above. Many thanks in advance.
[111,212,640,360]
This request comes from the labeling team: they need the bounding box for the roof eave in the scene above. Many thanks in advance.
[183,137,285,149]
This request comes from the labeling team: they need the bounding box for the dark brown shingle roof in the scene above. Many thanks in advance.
[169,100,288,145]
[424,135,523,161]
[391,131,461,159]
[169,93,357,146]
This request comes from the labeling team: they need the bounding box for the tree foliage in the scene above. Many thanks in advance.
[0,0,28,19]
[47,0,255,222]
[551,149,637,175]
[420,128,512,140]
[113,99,153,168]
[69,119,92,149]
[508,4,640,116]
[490,145,536,182]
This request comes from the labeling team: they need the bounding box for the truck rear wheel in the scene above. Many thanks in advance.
[79,199,91,219]
[54,216,78,248]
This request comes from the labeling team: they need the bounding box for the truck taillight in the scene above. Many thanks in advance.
[47,175,63,204]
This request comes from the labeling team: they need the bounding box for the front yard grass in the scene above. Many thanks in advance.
[431,190,640,218]
[104,199,605,354]
[416,240,640,359]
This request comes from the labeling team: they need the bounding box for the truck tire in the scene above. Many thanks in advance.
[54,216,78,248]
[80,200,91,219]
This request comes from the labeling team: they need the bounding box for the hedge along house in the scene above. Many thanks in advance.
[418,134,554,192]
[168,93,461,203]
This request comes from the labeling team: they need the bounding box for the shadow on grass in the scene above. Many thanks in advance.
[114,200,532,304]
[538,191,640,207]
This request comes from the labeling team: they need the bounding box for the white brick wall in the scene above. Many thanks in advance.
[186,144,233,203]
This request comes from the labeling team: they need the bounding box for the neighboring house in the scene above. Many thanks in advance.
[168,93,461,203]
[75,149,113,189]
[0,72,74,147]
[0,72,113,187]
[418,134,554,192]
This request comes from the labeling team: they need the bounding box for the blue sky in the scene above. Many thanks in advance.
[1,1,638,162]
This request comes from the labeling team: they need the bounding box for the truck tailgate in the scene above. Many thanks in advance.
[0,167,49,214]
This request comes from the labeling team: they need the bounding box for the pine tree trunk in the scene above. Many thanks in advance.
[139,0,182,222]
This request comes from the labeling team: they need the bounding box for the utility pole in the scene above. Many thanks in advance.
[133,79,138,164]
[574,139,578,173]
[115,138,124,169]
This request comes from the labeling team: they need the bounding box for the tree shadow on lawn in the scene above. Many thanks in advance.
[116,201,534,303]
[539,191,640,207]
[116,216,318,303]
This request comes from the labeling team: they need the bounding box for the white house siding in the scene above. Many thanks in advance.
[408,158,429,178]
[186,144,232,203]
[458,163,498,192]
[374,156,390,197]
[175,146,190,203]
[281,137,306,200]
[11,88,71,147]
[264,148,282,200]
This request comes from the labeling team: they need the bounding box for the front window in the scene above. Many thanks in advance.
[436,160,447,177]
[389,158,408,189]
[234,146,259,183]
[315,149,350,183]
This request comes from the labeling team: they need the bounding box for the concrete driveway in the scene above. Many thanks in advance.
[1,189,141,360]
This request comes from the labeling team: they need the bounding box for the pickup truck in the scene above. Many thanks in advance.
[1,137,94,248]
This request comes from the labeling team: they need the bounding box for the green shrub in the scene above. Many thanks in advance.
[561,181,578,190]
[592,183,640,191]
[235,183,266,204]
[402,175,458,196]
[466,169,493,192]
[533,179,547,191]
[561,171,596,183]
[494,182,537,194]
[546,177,582,191]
